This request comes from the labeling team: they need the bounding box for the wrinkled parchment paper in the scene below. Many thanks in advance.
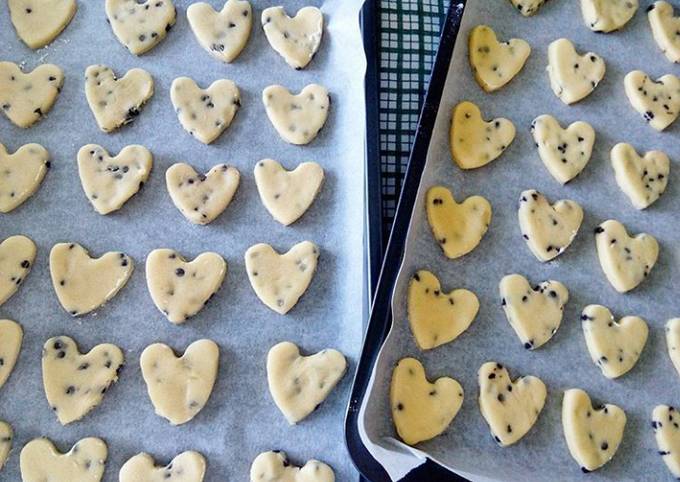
[0,0,365,480]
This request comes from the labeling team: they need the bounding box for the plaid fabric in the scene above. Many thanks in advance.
[378,0,450,240]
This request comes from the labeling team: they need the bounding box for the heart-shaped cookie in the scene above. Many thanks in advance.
[0,319,22,390]
[170,77,240,144]
[245,241,319,315]
[649,2,680,63]
[254,159,324,226]
[120,451,206,482]
[530,115,595,184]
[105,0,176,55]
[0,62,64,128]
[450,101,515,170]
[267,341,346,424]
[20,437,107,482]
[166,163,240,225]
[562,388,626,472]
[145,248,227,323]
[500,274,569,350]
[478,362,547,446]
[187,0,252,63]
[140,339,219,425]
[611,143,669,209]
[42,336,124,425]
[49,242,134,316]
[547,39,606,105]
[666,318,680,378]
[391,357,463,445]
[426,186,492,259]
[468,25,530,92]
[262,6,323,70]
[0,421,12,471]
[581,0,638,32]
[508,0,546,16]
[0,142,50,213]
[624,70,680,131]
[407,270,479,350]
[652,405,680,478]
[595,219,658,292]
[263,84,330,145]
[9,0,77,48]
[518,190,583,262]
[250,451,334,482]
[77,144,152,215]
[581,305,648,379]
[85,65,154,133]
[0,235,36,307]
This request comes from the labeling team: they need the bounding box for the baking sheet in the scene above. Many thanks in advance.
[0,0,366,480]
[360,0,680,480]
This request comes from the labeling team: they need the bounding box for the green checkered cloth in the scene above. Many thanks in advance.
[378,0,450,240]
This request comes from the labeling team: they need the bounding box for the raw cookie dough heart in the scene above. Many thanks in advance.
[581,304,648,379]
[267,341,347,424]
[49,242,134,316]
[508,0,546,16]
[263,84,329,145]
[0,421,12,471]
[261,6,323,70]
[254,159,324,226]
[145,249,227,323]
[77,144,152,215]
[595,219,658,292]
[0,235,36,307]
[547,39,606,105]
[611,143,669,209]
[581,0,638,32]
[250,451,334,482]
[245,241,319,315]
[140,339,219,425]
[20,437,107,482]
[120,451,206,482]
[0,319,23,390]
[85,65,154,133]
[468,25,530,92]
[407,270,479,350]
[426,186,492,259]
[166,163,240,225]
[499,274,568,350]
[42,336,124,425]
[170,77,240,144]
[391,357,463,445]
[666,318,680,378]
[652,405,680,478]
[478,362,547,447]
[105,0,176,55]
[624,70,680,131]
[9,0,76,48]
[187,0,252,63]
[530,115,595,184]
[0,142,49,213]
[0,62,63,128]
[562,388,626,472]
[450,101,515,170]
[649,2,680,63]
[518,189,583,262]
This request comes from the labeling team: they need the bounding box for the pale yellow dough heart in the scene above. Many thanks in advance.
[610,143,669,209]
[20,437,108,482]
[261,6,323,70]
[468,25,530,92]
[425,185,492,259]
[508,0,546,16]
[652,405,680,478]
[0,62,64,128]
[8,0,76,48]
[0,142,50,213]
[581,0,638,32]
[649,1,680,63]
[407,270,479,350]
[263,84,330,145]
[49,242,134,316]
[105,0,177,55]
[391,357,463,445]
[624,70,680,131]
[547,39,605,105]
[119,451,206,482]
[250,451,335,482]
[187,0,252,63]
[0,319,23,390]
[0,235,37,307]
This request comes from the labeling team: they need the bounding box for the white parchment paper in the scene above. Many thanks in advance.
[0,0,366,480]
[361,0,680,480]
